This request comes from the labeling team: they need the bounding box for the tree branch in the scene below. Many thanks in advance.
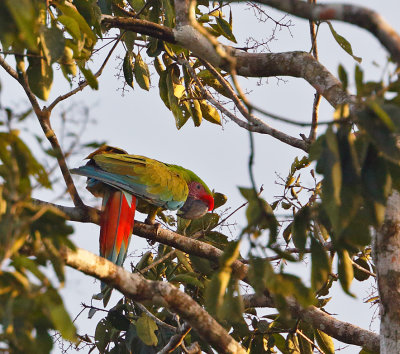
[47,34,123,112]
[242,293,380,352]
[158,322,192,354]
[0,55,84,207]
[63,247,246,354]
[249,0,400,65]
[100,15,352,109]
[37,198,378,351]
[375,191,400,352]
[180,58,309,151]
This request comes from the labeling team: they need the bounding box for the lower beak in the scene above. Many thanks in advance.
[177,197,209,219]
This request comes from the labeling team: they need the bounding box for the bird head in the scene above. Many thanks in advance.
[177,181,214,219]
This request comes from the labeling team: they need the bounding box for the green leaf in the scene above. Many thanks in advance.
[79,65,98,89]
[128,0,145,12]
[326,22,361,63]
[369,100,396,131]
[60,47,77,81]
[176,250,193,272]
[205,241,241,317]
[170,273,204,288]
[158,70,170,109]
[314,329,334,354]
[292,206,310,252]
[189,254,214,276]
[135,251,153,271]
[27,57,53,101]
[5,0,38,50]
[338,64,348,90]
[124,31,137,53]
[248,257,269,294]
[42,288,76,341]
[190,99,203,127]
[40,26,65,63]
[357,104,400,163]
[95,319,112,352]
[362,144,391,205]
[337,250,354,296]
[134,53,150,91]
[311,238,331,291]
[355,65,364,96]
[200,100,221,125]
[166,65,189,129]
[136,314,158,346]
[161,0,175,27]
[107,308,130,331]
[353,257,371,281]
[212,192,227,209]
[55,2,97,48]
[215,16,237,43]
[58,15,81,42]
[73,0,102,35]
[123,51,134,88]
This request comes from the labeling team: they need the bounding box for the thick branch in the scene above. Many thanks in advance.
[64,247,246,354]
[251,0,400,65]
[242,294,380,352]
[101,15,176,43]
[100,16,352,108]
[38,200,379,351]
[376,191,400,353]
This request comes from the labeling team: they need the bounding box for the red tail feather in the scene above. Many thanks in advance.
[99,190,136,266]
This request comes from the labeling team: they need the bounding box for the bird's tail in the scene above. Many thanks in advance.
[97,189,136,305]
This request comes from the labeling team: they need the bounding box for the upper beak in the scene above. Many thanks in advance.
[177,197,209,219]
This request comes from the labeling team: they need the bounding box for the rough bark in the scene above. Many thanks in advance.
[64,248,246,354]
[376,191,400,353]
[35,199,379,352]
[251,0,400,65]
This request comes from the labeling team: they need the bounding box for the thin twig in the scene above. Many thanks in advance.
[140,249,177,274]
[136,303,177,332]
[308,0,321,142]
[0,54,85,207]
[158,323,192,354]
[47,34,124,112]
[180,58,308,151]
[351,259,376,278]
[296,329,324,353]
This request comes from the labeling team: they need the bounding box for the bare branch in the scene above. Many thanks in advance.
[180,58,308,151]
[101,15,175,43]
[136,303,177,332]
[35,199,379,351]
[307,0,321,142]
[99,16,352,109]
[0,55,84,207]
[249,0,400,65]
[158,323,191,354]
[64,247,247,354]
[47,34,123,112]
[32,198,100,224]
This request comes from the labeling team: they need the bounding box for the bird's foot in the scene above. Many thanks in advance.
[145,217,161,245]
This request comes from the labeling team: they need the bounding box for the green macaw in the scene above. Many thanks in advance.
[71,145,214,276]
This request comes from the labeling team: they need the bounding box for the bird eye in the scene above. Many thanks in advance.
[196,184,201,190]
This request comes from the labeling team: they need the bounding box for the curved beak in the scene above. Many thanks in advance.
[177,197,210,219]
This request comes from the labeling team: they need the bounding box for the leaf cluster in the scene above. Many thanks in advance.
[0,106,76,353]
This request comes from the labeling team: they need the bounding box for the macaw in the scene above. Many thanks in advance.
[71,145,214,285]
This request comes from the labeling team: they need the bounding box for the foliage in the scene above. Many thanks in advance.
[0,106,76,351]
[1,0,399,353]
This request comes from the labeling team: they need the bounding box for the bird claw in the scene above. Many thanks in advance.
[145,221,161,245]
